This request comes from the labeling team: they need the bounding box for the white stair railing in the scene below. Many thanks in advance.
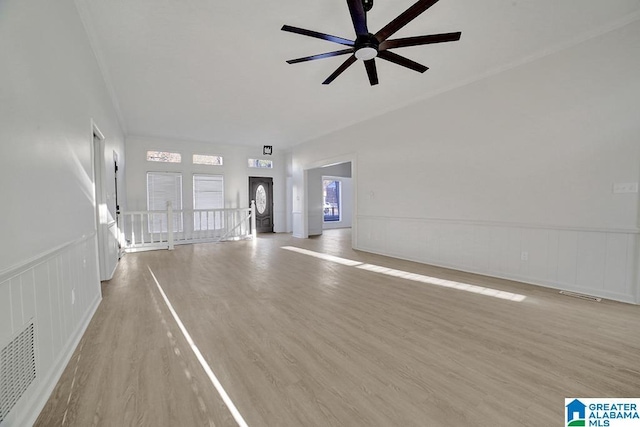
[119,201,256,253]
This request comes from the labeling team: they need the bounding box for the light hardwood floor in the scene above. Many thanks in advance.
[35,229,640,426]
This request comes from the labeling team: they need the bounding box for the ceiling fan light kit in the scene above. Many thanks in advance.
[282,0,461,86]
[354,33,379,60]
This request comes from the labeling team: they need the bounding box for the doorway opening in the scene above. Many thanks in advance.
[322,179,342,223]
[91,122,119,280]
[306,161,353,237]
[92,125,108,280]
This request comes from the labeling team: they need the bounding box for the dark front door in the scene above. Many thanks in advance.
[249,176,274,233]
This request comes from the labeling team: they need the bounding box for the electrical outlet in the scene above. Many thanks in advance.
[521,251,529,261]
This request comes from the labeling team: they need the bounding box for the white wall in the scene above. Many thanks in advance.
[292,21,640,303]
[0,0,126,425]
[125,136,288,232]
[307,168,325,236]
[285,151,294,233]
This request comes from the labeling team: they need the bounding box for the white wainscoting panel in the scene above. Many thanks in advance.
[357,216,638,304]
[308,212,324,236]
[0,234,102,426]
[292,212,304,238]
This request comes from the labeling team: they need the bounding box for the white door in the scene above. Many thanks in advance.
[93,128,118,280]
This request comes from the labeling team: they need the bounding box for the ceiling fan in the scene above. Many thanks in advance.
[281,0,461,86]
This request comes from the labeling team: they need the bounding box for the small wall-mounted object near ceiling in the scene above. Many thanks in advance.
[263,145,273,155]
[281,0,461,86]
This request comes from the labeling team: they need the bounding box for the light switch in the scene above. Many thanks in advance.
[613,183,639,194]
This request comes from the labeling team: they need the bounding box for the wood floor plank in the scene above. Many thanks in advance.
[36,229,640,426]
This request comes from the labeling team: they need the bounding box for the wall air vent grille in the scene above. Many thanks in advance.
[0,322,36,423]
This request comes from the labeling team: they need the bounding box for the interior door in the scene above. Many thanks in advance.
[249,177,274,233]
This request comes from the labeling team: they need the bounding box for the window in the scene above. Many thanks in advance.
[323,179,341,222]
[248,158,273,169]
[193,154,223,166]
[147,151,182,163]
[193,174,224,230]
[147,172,183,232]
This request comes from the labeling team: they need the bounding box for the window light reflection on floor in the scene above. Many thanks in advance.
[281,246,363,266]
[281,246,526,302]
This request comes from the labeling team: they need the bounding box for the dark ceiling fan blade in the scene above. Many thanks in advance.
[377,50,428,73]
[375,0,440,42]
[286,49,354,64]
[380,31,461,50]
[346,0,368,35]
[322,55,357,84]
[364,59,379,86]
[281,25,354,46]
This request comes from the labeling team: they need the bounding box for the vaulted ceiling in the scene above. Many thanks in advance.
[76,0,640,148]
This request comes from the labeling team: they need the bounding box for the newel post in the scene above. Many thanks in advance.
[167,201,175,250]
[251,200,257,240]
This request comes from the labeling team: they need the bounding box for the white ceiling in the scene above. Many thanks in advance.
[77,0,640,149]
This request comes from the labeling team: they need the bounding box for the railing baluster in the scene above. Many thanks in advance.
[251,200,257,240]
[149,213,154,243]
[161,214,165,243]
[130,214,136,248]
[233,211,237,238]
[167,201,174,250]
[140,213,144,245]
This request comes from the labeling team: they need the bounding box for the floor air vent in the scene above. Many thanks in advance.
[0,323,36,424]
[559,290,602,302]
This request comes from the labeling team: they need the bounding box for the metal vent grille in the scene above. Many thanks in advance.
[0,323,36,424]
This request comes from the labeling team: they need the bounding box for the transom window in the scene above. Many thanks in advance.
[146,151,182,163]
[193,154,223,166]
[248,158,273,169]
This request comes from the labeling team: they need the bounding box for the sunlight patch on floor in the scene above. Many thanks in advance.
[147,266,249,427]
[281,246,526,302]
[281,246,363,266]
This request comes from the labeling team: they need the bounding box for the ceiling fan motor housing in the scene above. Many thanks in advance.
[354,33,379,60]
[363,0,373,12]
